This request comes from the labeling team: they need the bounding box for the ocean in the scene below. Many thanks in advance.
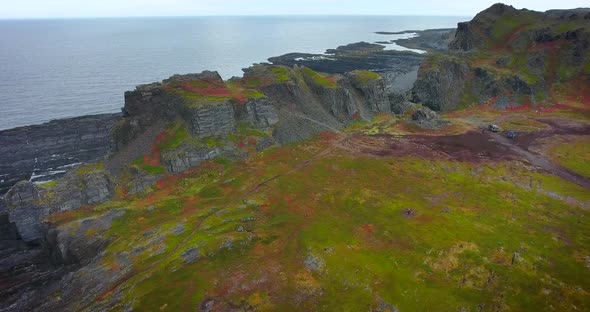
[0,16,465,130]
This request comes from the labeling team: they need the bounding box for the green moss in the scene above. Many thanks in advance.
[244,77,262,88]
[131,157,165,175]
[39,180,57,189]
[203,136,226,149]
[159,123,190,150]
[488,14,535,46]
[351,70,381,84]
[458,83,478,109]
[243,89,265,99]
[508,53,539,84]
[171,89,231,107]
[584,58,590,75]
[76,163,105,175]
[237,122,268,137]
[301,67,339,88]
[554,21,587,34]
[271,67,291,83]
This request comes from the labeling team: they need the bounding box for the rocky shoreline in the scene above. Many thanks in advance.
[0,113,121,195]
[0,32,443,196]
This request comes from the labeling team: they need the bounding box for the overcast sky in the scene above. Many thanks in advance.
[1,0,588,19]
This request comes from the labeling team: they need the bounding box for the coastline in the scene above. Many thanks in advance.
[0,28,454,195]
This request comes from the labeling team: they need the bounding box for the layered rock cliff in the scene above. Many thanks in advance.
[108,65,400,180]
[412,3,590,111]
[0,113,120,195]
[1,62,408,265]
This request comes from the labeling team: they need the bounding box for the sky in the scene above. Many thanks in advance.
[1,0,588,19]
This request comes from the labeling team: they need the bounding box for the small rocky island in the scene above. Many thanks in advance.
[1,4,590,311]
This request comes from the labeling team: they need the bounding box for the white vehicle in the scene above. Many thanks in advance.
[488,124,500,132]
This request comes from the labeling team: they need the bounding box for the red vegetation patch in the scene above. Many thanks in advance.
[326,76,338,85]
[505,103,533,113]
[537,103,571,113]
[140,130,169,168]
[182,196,201,216]
[180,81,233,98]
[493,24,530,51]
[319,131,340,142]
[529,39,564,52]
[361,224,375,235]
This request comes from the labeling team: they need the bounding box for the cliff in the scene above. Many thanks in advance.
[412,3,590,111]
[106,65,401,183]
[0,113,120,195]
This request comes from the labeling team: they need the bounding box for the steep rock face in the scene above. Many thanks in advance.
[46,209,126,265]
[5,182,47,242]
[3,209,132,312]
[0,197,19,240]
[347,71,391,113]
[4,168,115,242]
[449,22,481,51]
[113,66,395,161]
[0,113,120,195]
[42,169,115,213]
[181,97,279,138]
[412,58,471,111]
[114,84,182,151]
[184,103,236,137]
[161,146,222,173]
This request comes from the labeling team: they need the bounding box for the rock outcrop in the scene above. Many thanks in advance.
[42,169,115,212]
[4,182,46,242]
[4,166,115,243]
[46,209,126,265]
[111,65,402,174]
[1,209,131,312]
[413,3,590,111]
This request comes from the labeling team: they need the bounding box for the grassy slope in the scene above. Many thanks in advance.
[543,136,590,179]
[51,119,590,310]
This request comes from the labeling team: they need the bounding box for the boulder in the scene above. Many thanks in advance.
[5,181,47,242]
[45,170,115,212]
[411,107,449,129]
[46,209,127,265]
[411,108,438,122]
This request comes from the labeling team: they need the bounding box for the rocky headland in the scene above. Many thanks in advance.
[412,3,590,111]
[375,28,457,51]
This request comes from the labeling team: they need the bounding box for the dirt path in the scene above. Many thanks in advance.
[485,131,590,189]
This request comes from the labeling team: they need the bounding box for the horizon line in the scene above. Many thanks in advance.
[0,14,471,21]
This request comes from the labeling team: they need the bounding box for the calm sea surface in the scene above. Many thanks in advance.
[0,16,465,130]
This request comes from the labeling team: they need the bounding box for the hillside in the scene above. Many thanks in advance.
[413,3,590,111]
